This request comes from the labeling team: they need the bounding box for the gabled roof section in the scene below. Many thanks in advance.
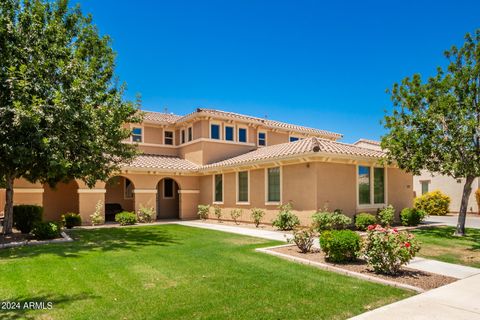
[179,108,343,141]
[353,139,383,151]
[203,137,385,170]
[123,154,199,171]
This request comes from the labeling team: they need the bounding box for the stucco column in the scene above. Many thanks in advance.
[77,188,106,225]
[178,190,200,220]
[132,189,157,213]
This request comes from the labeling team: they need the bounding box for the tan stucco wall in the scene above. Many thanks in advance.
[388,168,414,218]
[105,176,135,212]
[413,171,479,213]
[178,140,256,165]
[267,131,289,145]
[138,145,178,156]
[43,180,79,221]
[144,125,163,144]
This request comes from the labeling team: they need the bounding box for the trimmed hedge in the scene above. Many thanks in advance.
[355,213,376,231]
[400,208,426,226]
[319,230,361,263]
[13,205,43,234]
[414,190,450,216]
[115,211,137,226]
[62,213,82,229]
[312,210,352,232]
[32,222,62,240]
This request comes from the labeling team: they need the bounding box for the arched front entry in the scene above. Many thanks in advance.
[105,176,135,222]
[43,180,79,221]
[157,178,180,219]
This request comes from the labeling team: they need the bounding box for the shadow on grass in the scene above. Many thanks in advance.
[0,226,181,260]
[0,292,97,320]
[413,226,480,250]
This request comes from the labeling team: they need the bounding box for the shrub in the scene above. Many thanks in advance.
[90,200,105,226]
[319,230,361,263]
[289,228,316,253]
[250,208,265,227]
[312,210,351,232]
[32,222,62,240]
[272,203,300,230]
[400,208,426,226]
[137,205,156,223]
[197,205,210,220]
[61,213,82,229]
[115,211,137,226]
[377,205,395,227]
[355,213,376,231]
[414,190,450,216]
[213,205,223,222]
[363,225,420,275]
[230,209,242,224]
[13,205,43,234]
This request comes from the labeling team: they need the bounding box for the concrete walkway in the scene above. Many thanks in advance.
[407,257,480,279]
[350,273,480,320]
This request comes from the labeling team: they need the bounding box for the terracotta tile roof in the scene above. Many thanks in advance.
[180,108,343,140]
[203,137,385,169]
[354,139,381,146]
[143,111,182,124]
[124,154,199,171]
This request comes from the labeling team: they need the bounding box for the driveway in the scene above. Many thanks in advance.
[425,214,480,229]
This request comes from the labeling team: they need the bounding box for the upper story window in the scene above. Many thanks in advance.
[164,131,174,145]
[258,132,266,146]
[132,127,142,142]
[211,124,220,140]
[181,130,185,144]
[358,166,386,206]
[238,127,247,143]
[421,181,430,195]
[188,127,193,142]
[289,136,300,142]
[225,126,234,141]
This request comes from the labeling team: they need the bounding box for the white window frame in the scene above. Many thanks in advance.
[356,165,388,209]
[236,170,250,205]
[210,121,222,140]
[265,166,282,205]
[124,178,134,199]
[212,173,224,204]
[224,125,235,142]
[237,125,248,143]
[164,130,175,146]
[258,131,267,147]
[187,126,193,142]
[131,126,144,143]
[163,178,175,199]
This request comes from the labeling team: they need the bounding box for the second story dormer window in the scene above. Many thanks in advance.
[258,132,266,146]
[211,124,220,140]
[164,131,174,145]
[238,127,247,143]
[132,127,142,142]
[225,126,234,141]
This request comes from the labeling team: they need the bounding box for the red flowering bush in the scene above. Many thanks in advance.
[363,225,420,275]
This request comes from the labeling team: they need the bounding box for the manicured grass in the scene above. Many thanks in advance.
[0,225,411,319]
[412,226,480,268]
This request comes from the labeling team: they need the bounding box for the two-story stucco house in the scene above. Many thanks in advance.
[0,108,414,225]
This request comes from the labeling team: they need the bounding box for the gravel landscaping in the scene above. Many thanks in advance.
[271,245,456,291]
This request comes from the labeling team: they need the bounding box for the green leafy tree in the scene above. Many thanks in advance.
[382,30,480,236]
[0,0,140,234]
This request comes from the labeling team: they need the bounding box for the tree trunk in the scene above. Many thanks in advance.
[2,176,14,235]
[455,175,475,236]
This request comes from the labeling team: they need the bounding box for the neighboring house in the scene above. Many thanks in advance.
[353,138,480,214]
[413,172,479,213]
[0,108,413,225]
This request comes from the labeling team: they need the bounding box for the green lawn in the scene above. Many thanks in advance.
[0,225,410,320]
[412,226,480,268]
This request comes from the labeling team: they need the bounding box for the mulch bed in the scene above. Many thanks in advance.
[271,245,456,291]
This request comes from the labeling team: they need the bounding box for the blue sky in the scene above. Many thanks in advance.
[80,0,480,143]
